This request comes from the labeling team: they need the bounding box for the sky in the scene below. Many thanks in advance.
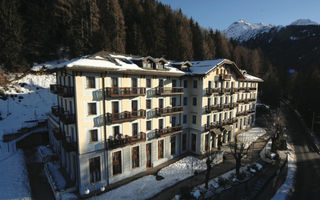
[157,0,320,30]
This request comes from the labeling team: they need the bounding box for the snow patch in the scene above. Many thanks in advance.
[290,19,319,26]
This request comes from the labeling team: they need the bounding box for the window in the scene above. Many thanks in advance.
[182,134,187,151]
[132,146,139,168]
[193,80,198,88]
[146,121,152,131]
[146,99,151,109]
[207,98,211,106]
[207,115,210,125]
[226,81,229,88]
[183,97,188,106]
[171,136,176,155]
[146,78,151,88]
[215,81,218,88]
[113,126,120,138]
[159,79,164,87]
[132,123,138,136]
[112,151,122,175]
[208,81,212,88]
[183,80,188,88]
[132,78,138,87]
[172,80,177,87]
[192,97,197,106]
[192,115,196,124]
[205,134,209,151]
[90,130,98,142]
[88,103,97,115]
[191,134,196,152]
[213,114,216,122]
[183,115,187,124]
[158,140,164,159]
[111,77,118,87]
[89,157,101,183]
[86,77,95,88]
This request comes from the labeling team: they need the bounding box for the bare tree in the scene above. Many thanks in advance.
[229,137,250,179]
[204,150,218,189]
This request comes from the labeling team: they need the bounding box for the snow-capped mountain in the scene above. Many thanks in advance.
[290,19,319,26]
[223,19,276,42]
[223,18,319,42]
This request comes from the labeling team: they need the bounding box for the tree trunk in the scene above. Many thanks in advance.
[236,158,241,178]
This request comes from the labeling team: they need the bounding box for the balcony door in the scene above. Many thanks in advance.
[112,77,119,95]
[172,80,177,87]
[113,126,120,138]
[159,79,164,87]
[132,100,138,112]
[208,81,212,89]
[159,99,163,108]
[112,102,119,114]
[171,116,176,127]
[132,123,138,136]
[171,97,176,107]
[159,119,164,129]
[132,78,138,94]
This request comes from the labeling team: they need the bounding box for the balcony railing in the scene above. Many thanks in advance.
[248,109,255,114]
[60,112,76,124]
[220,74,232,81]
[105,87,146,98]
[107,132,146,150]
[205,88,220,95]
[52,128,62,140]
[106,110,146,123]
[244,87,250,93]
[156,87,183,96]
[50,84,74,97]
[61,135,77,152]
[204,122,220,131]
[248,98,256,102]
[156,106,183,116]
[155,126,183,138]
[236,111,248,117]
[231,88,239,94]
[238,87,245,91]
[249,87,256,91]
[237,99,249,104]
[205,105,220,113]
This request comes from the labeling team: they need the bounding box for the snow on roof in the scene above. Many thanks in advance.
[187,59,225,75]
[46,53,184,75]
[243,73,263,82]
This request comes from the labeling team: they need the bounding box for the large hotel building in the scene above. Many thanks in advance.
[48,51,262,195]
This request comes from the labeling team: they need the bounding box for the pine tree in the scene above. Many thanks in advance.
[0,0,25,70]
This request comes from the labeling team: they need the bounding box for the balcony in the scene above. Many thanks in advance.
[220,118,238,126]
[224,88,231,94]
[244,87,250,93]
[205,105,220,113]
[52,128,62,140]
[220,74,232,81]
[156,106,183,116]
[249,87,256,91]
[204,122,220,131]
[62,135,77,152]
[205,88,220,95]
[248,109,255,114]
[60,112,76,124]
[106,110,146,123]
[156,87,183,96]
[50,84,74,97]
[248,98,256,102]
[237,99,249,104]
[105,87,146,98]
[231,88,239,94]
[236,111,248,117]
[155,126,183,138]
[238,87,245,92]
[107,132,146,150]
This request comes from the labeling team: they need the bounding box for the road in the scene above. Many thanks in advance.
[281,103,320,200]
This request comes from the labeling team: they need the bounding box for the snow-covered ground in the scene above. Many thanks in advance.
[271,141,297,200]
[0,73,56,200]
[0,74,56,136]
[90,156,210,200]
[0,149,31,200]
[237,127,266,148]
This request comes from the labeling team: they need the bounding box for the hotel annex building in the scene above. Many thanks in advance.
[47,51,263,195]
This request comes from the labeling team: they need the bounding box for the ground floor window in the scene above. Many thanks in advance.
[182,134,187,151]
[89,157,101,183]
[191,134,196,152]
[132,146,140,168]
[112,151,122,175]
[205,134,209,151]
[158,140,164,159]
[171,136,176,155]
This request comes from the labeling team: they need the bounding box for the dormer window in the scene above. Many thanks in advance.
[159,62,164,69]
[147,62,152,68]
[143,62,147,68]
